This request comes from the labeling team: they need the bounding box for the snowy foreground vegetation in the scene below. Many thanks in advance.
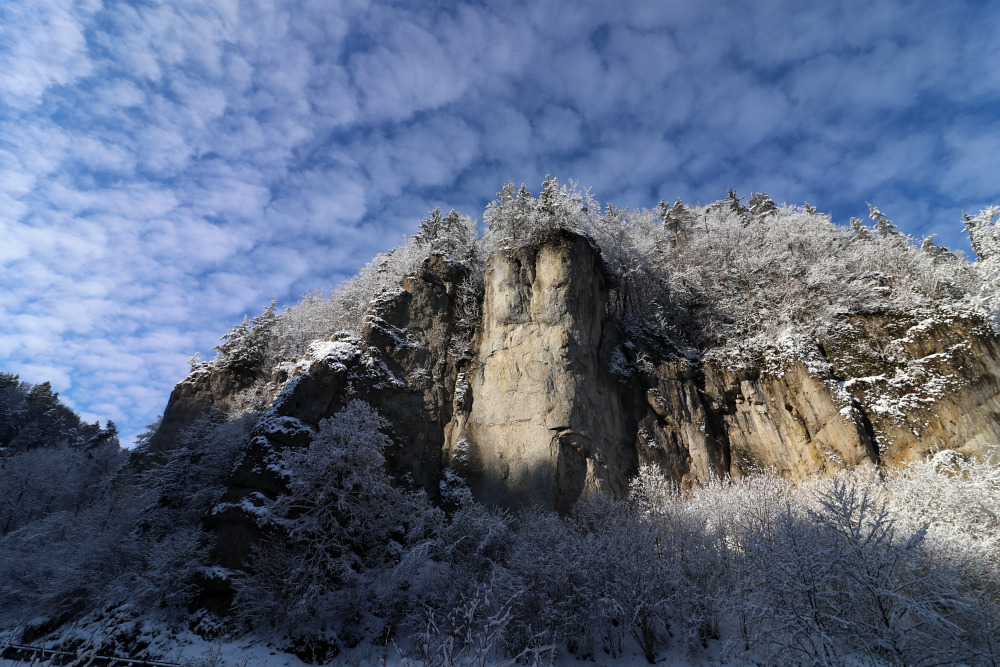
[2,412,999,665]
[4,181,1000,664]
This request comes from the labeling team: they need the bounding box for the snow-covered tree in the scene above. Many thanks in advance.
[850,216,875,242]
[747,192,777,218]
[415,208,478,260]
[484,182,537,247]
[213,301,279,381]
[867,202,900,238]
[964,205,1000,261]
[233,401,440,646]
[726,189,749,222]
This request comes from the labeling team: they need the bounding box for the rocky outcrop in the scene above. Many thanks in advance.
[632,310,1000,489]
[824,312,1000,464]
[359,253,470,490]
[206,254,470,569]
[151,230,1000,523]
[444,233,641,511]
[138,365,240,463]
[208,338,397,569]
[635,359,878,489]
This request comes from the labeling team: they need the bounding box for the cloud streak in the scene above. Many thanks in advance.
[1,0,999,442]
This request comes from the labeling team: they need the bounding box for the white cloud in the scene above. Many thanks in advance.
[1,0,999,441]
[0,0,96,108]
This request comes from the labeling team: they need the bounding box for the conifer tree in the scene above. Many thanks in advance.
[727,189,749,223]
[867,202,899,238]
[213,301,278,381]
[539,174,559,218]
[485,182,535,246]
[849,217,875,242]
[415,208,445,246]
[963,206,1000,261]
[920,234,954,262]
[748,192,777,218]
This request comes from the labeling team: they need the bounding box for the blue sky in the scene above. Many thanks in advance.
[2,0,999,443]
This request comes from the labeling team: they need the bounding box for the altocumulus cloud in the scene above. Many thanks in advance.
[1,0,998,442]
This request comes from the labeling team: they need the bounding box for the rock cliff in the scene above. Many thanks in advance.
[150,230,1000,525]
[444,234,640,511]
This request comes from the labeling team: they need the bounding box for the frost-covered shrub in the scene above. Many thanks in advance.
[669,471,793,652]
[887,446,1000,579]
[434,474,513,586]
[799,478,991,666]
[627,465,1000,666]
[503,508,591,655]
[1,442,101,536]
[412,575,530,667]
[501,495,675,661]
[0,493,138,627]
[128,411,258,606]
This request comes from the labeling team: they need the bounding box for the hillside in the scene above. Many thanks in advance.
[0,374,124,537]
[3,181,1000,664]
[151,182,1000,506]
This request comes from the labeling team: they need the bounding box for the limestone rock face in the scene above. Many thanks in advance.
[445,233,640,510]
[823,313,1000,464]
[634,359,878,489]
[710,363,879,476]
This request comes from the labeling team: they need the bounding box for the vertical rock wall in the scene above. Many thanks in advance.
[445,233,640,511]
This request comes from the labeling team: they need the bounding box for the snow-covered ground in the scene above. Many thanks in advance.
[1,632,735,667]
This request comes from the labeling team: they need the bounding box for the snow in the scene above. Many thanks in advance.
[450,436,472,465]
[0,633,742,667]
[453,373,469,408]
[255,414,312,439]
[306,340,362,365]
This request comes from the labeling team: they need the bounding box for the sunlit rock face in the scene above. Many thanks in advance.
[634,314,1000,489]
[444,232,640,511]
[151,229,1000,518]
[822,313,1000,465]
[633,360,878,490]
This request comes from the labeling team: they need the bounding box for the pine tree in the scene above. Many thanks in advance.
[485,182,535,246]
[920,234,954,262]
[963,206,1000,261]
[748,192,777,218]
[727,189,749,223]
[539,174,559,218]
[213,301,279,381]
[850,217,875,242]
[867,202,898,238]
[658,197,689,249]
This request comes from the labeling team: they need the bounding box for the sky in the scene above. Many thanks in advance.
[2,0,1000,444]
